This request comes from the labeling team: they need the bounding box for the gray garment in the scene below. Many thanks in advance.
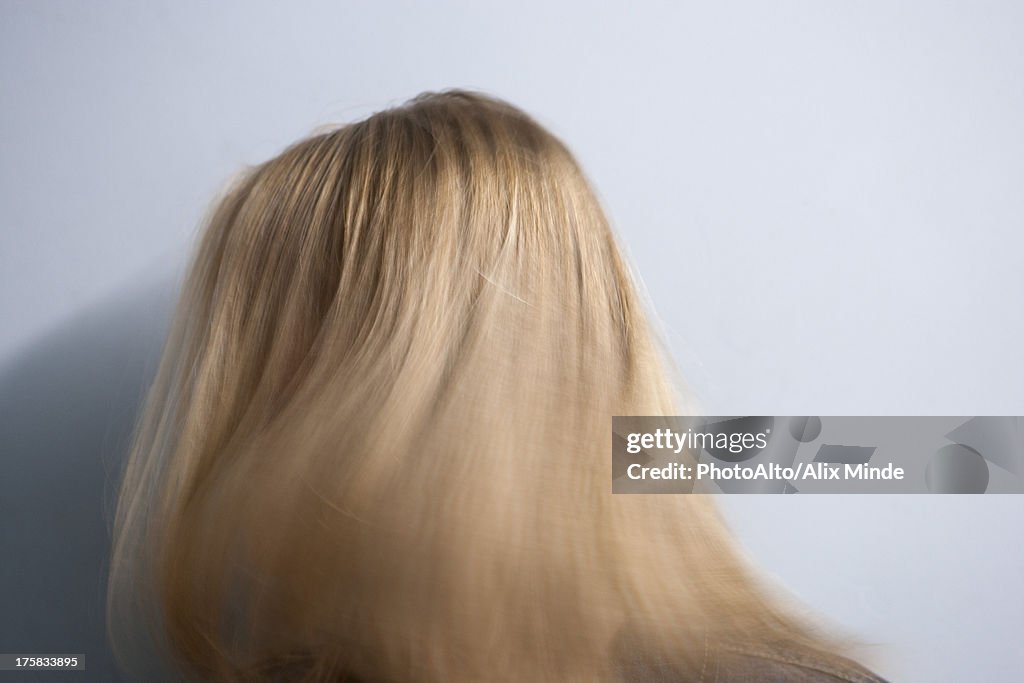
[616,640,889,683]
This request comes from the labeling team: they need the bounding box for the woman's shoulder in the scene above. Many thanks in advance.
[710,642,889,683]
[615,638,889,683]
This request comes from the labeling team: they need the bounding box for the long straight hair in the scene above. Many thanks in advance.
[109,90,842,681]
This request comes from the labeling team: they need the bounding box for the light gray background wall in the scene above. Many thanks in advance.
[2,2,1022,681]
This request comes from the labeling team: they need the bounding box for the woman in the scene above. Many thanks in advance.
[108,90,888,682]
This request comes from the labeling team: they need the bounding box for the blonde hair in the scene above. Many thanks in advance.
[109,90,842,681]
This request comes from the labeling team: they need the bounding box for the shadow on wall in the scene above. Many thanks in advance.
[0,277,178,682]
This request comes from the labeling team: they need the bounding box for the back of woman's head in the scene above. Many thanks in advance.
[109,90,835,681]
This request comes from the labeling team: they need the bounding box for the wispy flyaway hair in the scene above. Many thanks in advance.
[108,90,844,681]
